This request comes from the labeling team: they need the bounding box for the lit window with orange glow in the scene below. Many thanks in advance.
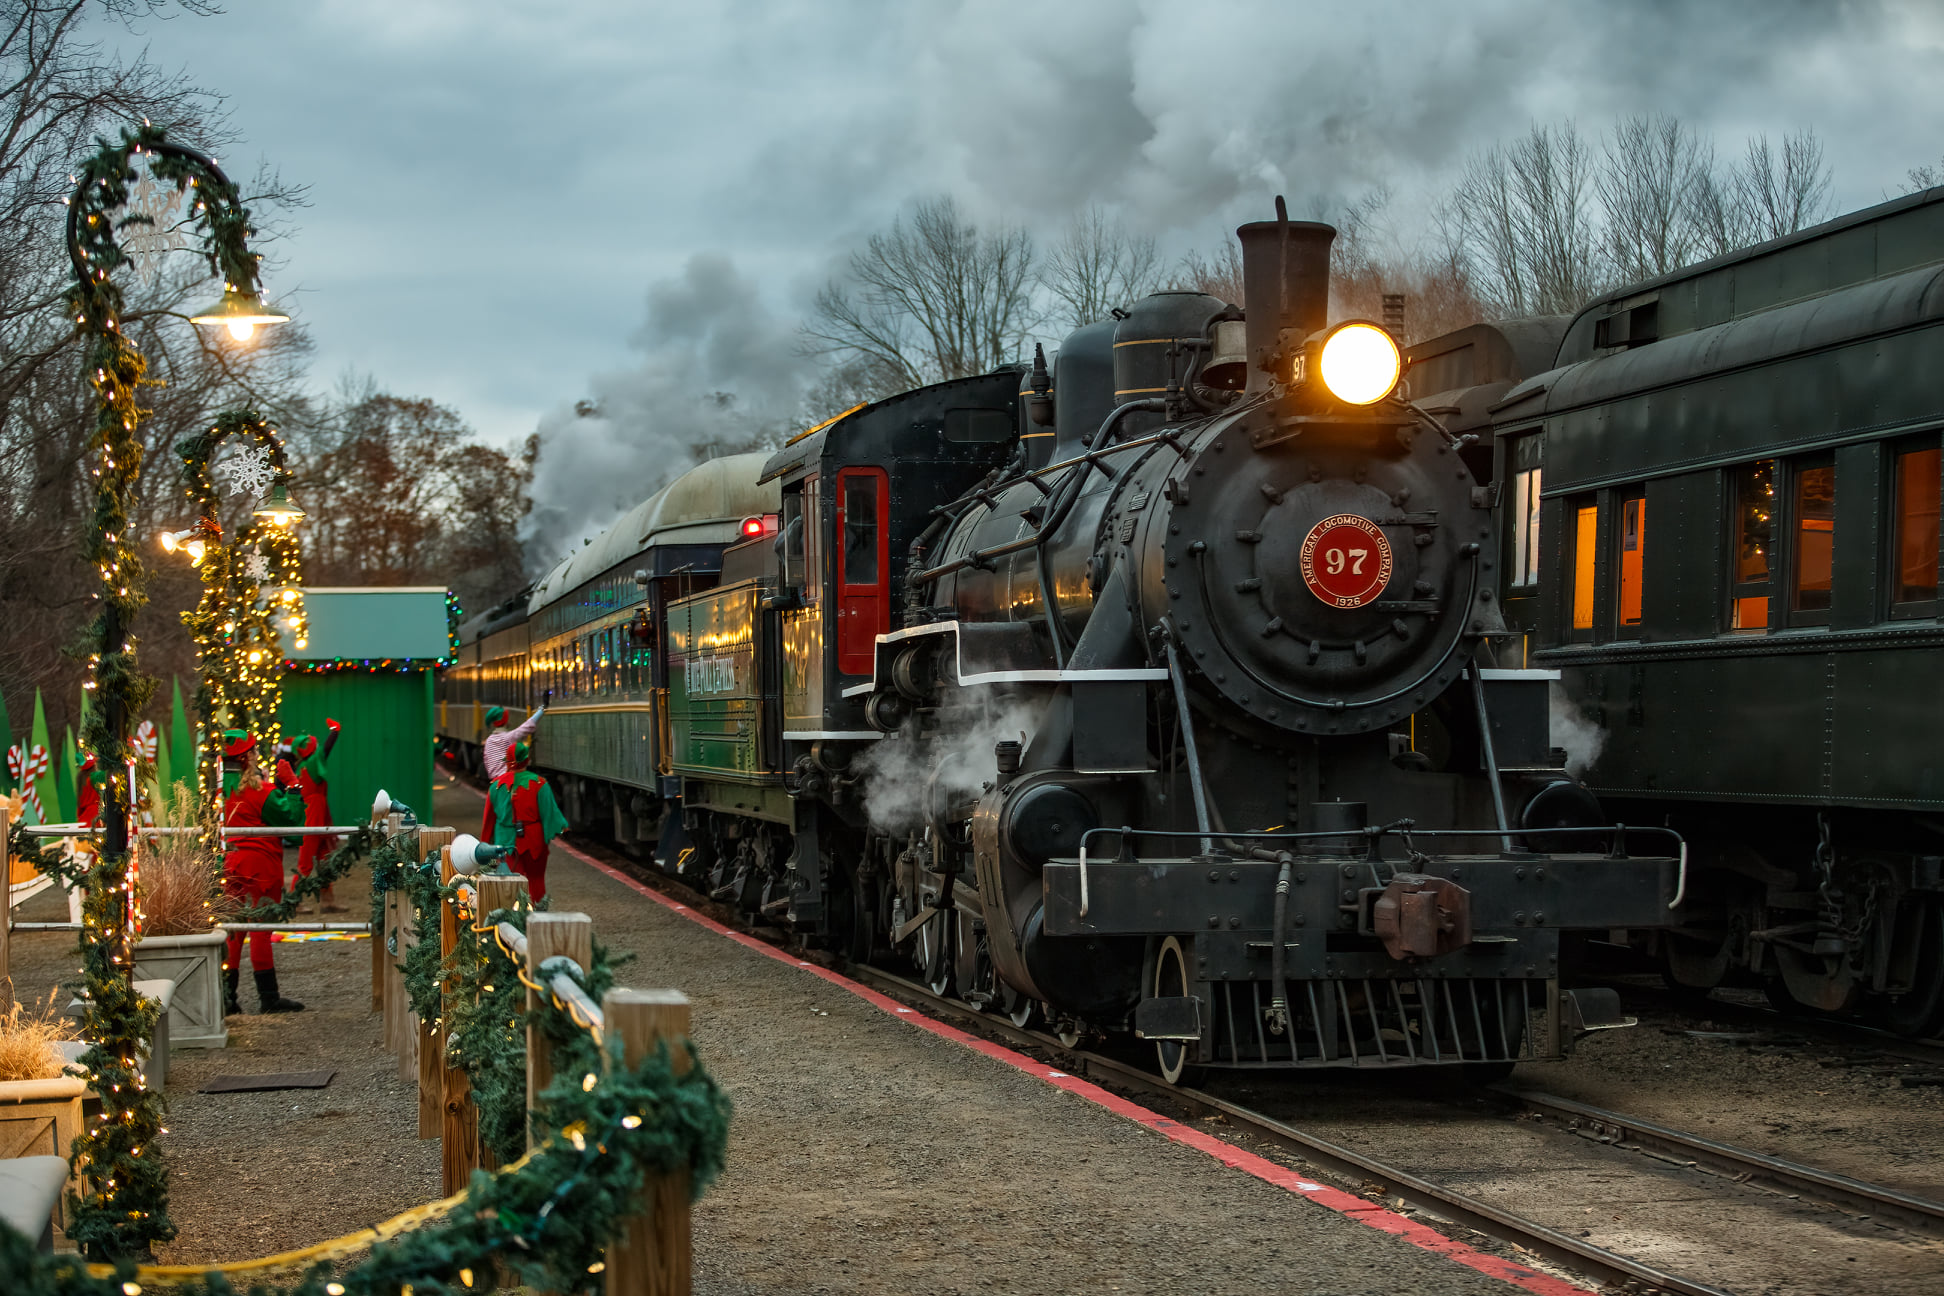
[1617,494,1646,632]
[1892,443,1940,613]
[1571,502,1597,633]
[1729,460,1775,631]
[1791,459,1835,620]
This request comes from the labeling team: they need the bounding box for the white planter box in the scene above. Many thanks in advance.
[132,930,228,1050]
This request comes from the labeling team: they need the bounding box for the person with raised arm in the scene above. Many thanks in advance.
[288,717,345,913]
[482,693,547,780]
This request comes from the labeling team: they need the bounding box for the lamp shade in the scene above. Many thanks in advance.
[450,833,511,877]
[253,481,305,526]
[189,287,289,341]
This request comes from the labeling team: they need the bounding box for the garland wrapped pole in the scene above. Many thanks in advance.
[169,412,309,828]
[65,123,288,1260]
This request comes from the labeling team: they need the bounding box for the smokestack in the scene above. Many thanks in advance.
[1237,200,1335,393]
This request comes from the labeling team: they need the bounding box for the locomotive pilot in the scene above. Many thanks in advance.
[288,718,345,913]
[481,740,566,902]
[482,700,546,781]
[221,730,307,1014]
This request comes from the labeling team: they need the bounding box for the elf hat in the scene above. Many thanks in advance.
[223,730,256,759]
[293,733,318,760]
[485,706,506,728]
[510,740,532,768]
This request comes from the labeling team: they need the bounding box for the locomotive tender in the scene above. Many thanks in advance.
[1421,186,1944,1036]
[441,209,1688,1081]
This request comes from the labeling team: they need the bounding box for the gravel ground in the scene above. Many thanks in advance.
[6,854,439,1264]
[5,781,1535,1294]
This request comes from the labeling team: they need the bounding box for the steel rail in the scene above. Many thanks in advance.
[845,965,1729,1296]
[1498,1087,1944,1237]
[1618,984,1944,1070]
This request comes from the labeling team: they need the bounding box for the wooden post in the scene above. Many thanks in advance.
[369,816,388,1013]
[415,829,454,1138]
[604,989,693,1296]
[524,911,592,1151]
[439,846,478,1189]
[1,806,12,1012]
[472,872,528,1172]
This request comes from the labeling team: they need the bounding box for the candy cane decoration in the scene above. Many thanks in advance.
[134,720,159,763]
[5,744,20,784]
[23,743,49,784]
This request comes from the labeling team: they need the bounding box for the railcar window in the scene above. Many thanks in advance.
[842,474,880,585]
[1791,460,1836,618]
[1616,493,1646,633]
[1729,460,1775,630]
[1892,445,1941,610]
[1570,501,1597,634]
[780,492,803,588]
[1511,467,1542,587]
[802,475,822,604]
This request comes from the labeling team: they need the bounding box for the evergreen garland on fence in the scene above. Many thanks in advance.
[0,984,733,1295]
[444,900,534,1163]
[225,824,377,925]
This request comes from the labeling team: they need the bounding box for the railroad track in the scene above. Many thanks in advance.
[1614,983,1944,1071]
[558,823,1944,1296]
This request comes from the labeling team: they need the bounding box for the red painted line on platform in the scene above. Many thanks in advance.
[540,831,1596,1296]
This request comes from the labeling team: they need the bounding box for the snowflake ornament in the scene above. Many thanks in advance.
[217,444,277,503]
[242,552,271,581]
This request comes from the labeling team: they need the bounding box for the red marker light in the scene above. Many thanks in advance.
[740,516,766,538]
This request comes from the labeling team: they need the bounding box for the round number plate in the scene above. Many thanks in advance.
[1299,514,1394,608]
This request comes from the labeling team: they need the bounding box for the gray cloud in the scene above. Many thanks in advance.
[92,0,1944,567]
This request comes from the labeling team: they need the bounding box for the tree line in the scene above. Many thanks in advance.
[802,115,1853,419]
[0,1,533,741]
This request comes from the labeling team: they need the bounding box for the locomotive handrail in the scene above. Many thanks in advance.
[1073,820,1689,912]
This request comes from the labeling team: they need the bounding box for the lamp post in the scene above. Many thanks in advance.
[64,123,286,1259]
[167,410,308,828]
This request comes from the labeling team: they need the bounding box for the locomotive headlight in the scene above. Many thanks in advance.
[1315,322,1402,405]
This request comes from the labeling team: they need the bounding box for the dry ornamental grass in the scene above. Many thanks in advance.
[136,779,235,937]
[0,990,68,1082]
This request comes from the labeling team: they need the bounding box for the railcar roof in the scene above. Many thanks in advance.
[527,451,777,614]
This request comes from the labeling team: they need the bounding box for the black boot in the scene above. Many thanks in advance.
[224,963,242,1016]
[253,968,305,1013]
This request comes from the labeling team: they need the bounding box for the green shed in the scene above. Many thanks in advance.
[281,586,457,825]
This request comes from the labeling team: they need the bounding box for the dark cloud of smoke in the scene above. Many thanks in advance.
[524,253,812,564]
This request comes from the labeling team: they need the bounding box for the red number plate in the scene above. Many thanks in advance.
[1299,514,1394,609]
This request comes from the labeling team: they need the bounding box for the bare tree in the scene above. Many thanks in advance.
[803,196,1040,392]
[1454,121,1607,315]
[1176,236,1244,306]
[1599,114,1705,281]
[1039,205,1165,329]
[1903,158,1943,194]
[1736,129,1834,242]
[0,1,313,740]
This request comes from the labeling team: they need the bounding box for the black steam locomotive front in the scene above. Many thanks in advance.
[864,215,1679,1077]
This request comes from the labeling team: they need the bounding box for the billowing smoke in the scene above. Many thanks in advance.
[855,690,1042,835]
[756,0,1885,236]
[1549,682,1607,779]
[524,254,812,565]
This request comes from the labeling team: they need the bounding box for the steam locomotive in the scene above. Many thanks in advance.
[443,208,1681,1079]
[1413,185,1944,1037]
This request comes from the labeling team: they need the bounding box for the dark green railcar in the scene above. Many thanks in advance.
[1437,187,1944,1034]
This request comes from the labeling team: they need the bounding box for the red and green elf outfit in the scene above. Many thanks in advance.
[482,741,567,901]
[290,718,342,877]
[221,730,306,1013]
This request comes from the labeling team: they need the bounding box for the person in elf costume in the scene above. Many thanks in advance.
[482,700,546,780]
[482,740,567,901]
[75,753,102,828]
[288,718,345,913]
[221,730,307,1014]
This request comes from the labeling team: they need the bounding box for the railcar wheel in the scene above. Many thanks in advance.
[1001,984,1038,1028]
[1151,936,1203,1086]
[1054,1020,1085,1049]
[916,910,954,996]
[1869,900,1944,1039]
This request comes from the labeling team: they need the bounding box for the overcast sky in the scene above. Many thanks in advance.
[97,0,1944,557]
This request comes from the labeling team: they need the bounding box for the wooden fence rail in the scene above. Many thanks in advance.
[368,822,691,1294]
